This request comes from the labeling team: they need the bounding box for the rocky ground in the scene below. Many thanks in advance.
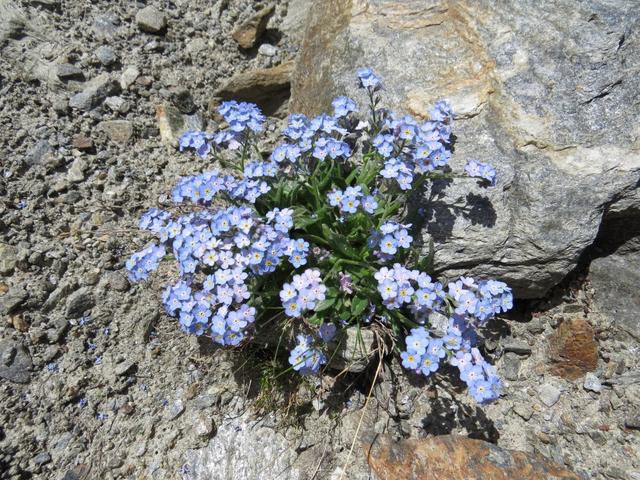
[0,0,639,479]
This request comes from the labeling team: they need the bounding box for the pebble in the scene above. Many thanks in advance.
[72,134,93,151]
[0,243,18,275]
[231,5,274,49]
[538,384,561,407]
[526,317,545,334]
[46,319,69,344]
[0,286,28,315]
[584,373,603,393]
[170,87,196,114]
[624,411,640,429]
[95,45,117,66]
[99,120,133,144]
[68,73,120,111]
[156,103,204,148]
[56,63,84,81]
[104,96,129,113]
[194,415,215,438]
[502,353,522,381]
[120,65,140,90]
[0,340,32,384]
[258,44,278,56]
[33,452,51,466]
[106,272,129,292]
[192,394,216,409]
[64,287,95,318]
[67,158,87,183]
[93,12,120,41]
[136,6,167,34]
[503,339,532,356]
[513,403,534,421]
[11,314,29,332]
[167,399,185,420]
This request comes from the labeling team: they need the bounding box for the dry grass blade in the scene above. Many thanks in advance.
[337,331,388,480]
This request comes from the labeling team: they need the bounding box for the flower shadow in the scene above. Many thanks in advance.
[408,178,497,244]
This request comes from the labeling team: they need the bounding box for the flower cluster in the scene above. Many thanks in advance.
[179,131,213,158]
[451,346,502,403]
[288,334,327,375]
[369,221,413,259]
[400,316,501,403]
[327,186,378,216]
[280,269,326,317]
[171,170,270,205]
[125,243,165,281]
[219,100,265,134]
[275,113,350,164]
[448,277,513,324]
[127,68,510,406]
[371,104,454,191]
[374,264,445,314]
[332,96,358,118]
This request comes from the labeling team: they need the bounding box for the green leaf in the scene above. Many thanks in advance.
[417,238,435,272]
[322,225,361,260]
[307,313,323,326]
[314,297,336,312]
[345,166,360,185]
[351,296,369,316]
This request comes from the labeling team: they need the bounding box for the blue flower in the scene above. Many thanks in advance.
[380,235,398,255]
[429,100,453,122]
[318,323,337,342]
[357,67,382,90]
[332,96,358,117]
[405,332,429,356]
[465,160,496,186]
[341,195,360,214]
[288,335,327,375]
[401,351,420,370]
[218,101,265,133]
[362,195,378,214]
[179,130,213,158]
[126,243,166,281]
[419,354,440,375]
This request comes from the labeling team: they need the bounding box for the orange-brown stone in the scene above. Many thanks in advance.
[548,318,598,380]
[366,435,581,480]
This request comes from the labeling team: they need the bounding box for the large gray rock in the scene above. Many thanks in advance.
[291,0,640,298]
[184,412,300,480]
[590,250,640,340]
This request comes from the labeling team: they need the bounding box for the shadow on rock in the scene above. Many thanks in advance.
[422,396,499,443]
[409,178,497,245]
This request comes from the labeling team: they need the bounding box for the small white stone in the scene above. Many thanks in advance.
[583,372,602,393]
[258,43,277,57]
[538,384,561,407]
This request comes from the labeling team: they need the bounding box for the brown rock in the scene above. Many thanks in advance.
[367,435,581,480]
[11,315,29,332]
[210,61,293,117]
[72,134,93,151]
[548,318,598,380]
[231,5,275,49]
[98,120,133,144]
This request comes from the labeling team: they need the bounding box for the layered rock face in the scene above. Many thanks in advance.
[291,0,640,298]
